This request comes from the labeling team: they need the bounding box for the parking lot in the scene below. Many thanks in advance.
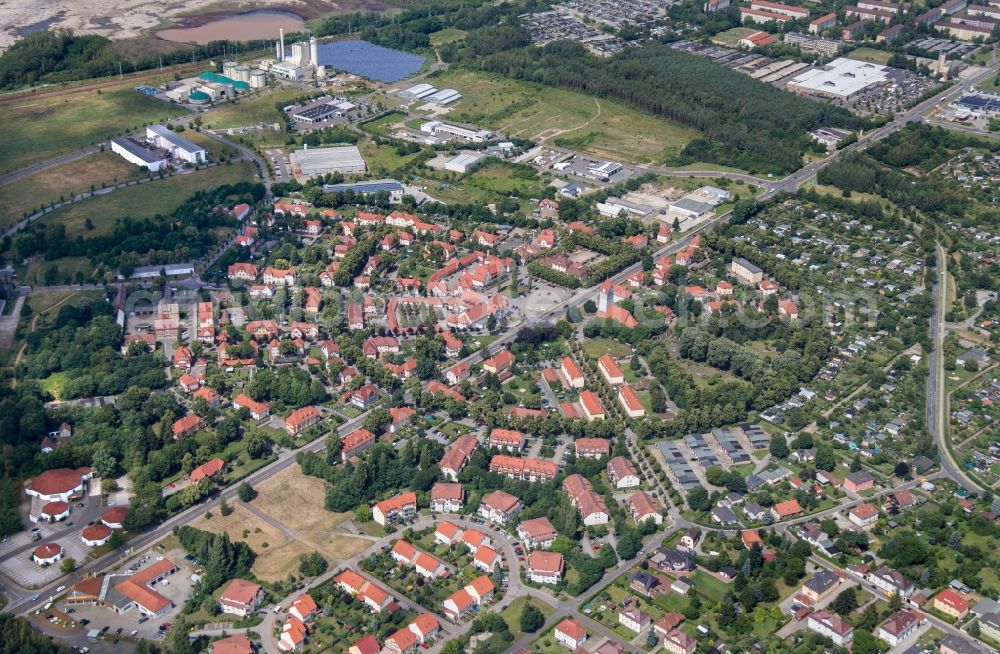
[0,492,104,589]
[845,67,939,116]
[264,148,291,183]
[518,280,574,319]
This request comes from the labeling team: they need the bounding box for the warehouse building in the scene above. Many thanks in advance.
[421,121,494,143]
[145,125,206,164]
[445,152,487,173]
[293,104,338,124]
[426,88,462,105]
[291,145,367,177]
[110,137,167,171]
[786,58,890,100]
[401,83,439,100]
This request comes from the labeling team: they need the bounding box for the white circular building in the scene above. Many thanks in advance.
[82,524,113,547]
[33,543,63,566]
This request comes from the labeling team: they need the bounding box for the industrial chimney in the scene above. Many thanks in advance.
[279,28,286,61]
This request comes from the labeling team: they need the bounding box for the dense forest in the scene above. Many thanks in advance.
[19,299,165,399]
[817,152,968,218]
[453,39,862,174]
[868,122,1000,172]
[0,29,278,89]
[818,123,1000,219]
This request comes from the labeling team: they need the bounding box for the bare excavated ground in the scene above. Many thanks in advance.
[0,0,397,51]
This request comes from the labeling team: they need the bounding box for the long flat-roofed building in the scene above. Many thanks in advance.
[786,58,891,100]
[111,137,167,171]
[145,125,206,164]
[291,145,367,177]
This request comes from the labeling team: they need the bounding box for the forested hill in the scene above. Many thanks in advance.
[474,40,863,174]
[0,29,277,89]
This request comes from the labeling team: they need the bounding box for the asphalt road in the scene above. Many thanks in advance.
[0,146,101,187]
[927,244,984,492]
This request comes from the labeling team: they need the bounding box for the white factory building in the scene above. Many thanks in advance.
[786,58,891,100]
[290,145,367,177]
[260,29,323,80]
[110,137,167,171]
[400,83,463,105]
[445,152,487,174]
[145,125,206,164]
[421,121,494,143]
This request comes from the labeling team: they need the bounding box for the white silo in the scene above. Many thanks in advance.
[309,36,318,67]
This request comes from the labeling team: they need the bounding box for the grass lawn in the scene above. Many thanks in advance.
[358,139,425,177]
[809,180,892,209]
[0,83,185,173]
[180,129,241,161]
[500,597,555,638]
[202,87,305,130]
[425,162,550,207]
[0,151,144,231]
[712,27,758,46]
[690,570,730,603]
[360,111,409,137]
[581,338,633,359]
[31,162,255,240]
[430,68,700,165]
[846,47,893,65]
[21,256,96,286]
[976,72,1000,92]
[430,29,467,46]
[40,371,71,400]
[25,290,105,323]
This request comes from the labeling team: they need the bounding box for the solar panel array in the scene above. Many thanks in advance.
[684,433,722,471]
[656,441,700,489]
[955,94,1000,113]
[316,40,426,83]
[741,424,771,450]
[713,429,752,466]
[323,180,403,194]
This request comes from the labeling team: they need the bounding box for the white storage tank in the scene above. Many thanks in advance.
[249,70,267,88]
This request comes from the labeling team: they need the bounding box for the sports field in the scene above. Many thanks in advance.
[0,83,185,173]
[0,151,143,232]
[32,162,255,239]
[429,68,699,165]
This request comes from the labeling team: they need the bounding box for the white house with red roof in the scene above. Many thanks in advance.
[528,550,565,584]
[219,579,264,618]
[430,483,464,513]
[554,618,587,649]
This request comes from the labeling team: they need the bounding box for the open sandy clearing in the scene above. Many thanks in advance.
[254,465,351,532]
